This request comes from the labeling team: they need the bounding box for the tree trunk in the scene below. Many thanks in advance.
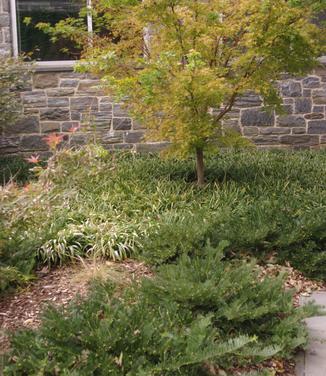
[196,148,205,187]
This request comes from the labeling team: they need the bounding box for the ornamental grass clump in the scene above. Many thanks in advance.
[3,244,319,375]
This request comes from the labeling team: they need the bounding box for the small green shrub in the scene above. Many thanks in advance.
[3,245,319,375]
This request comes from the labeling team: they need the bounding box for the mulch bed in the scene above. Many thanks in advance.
[0,259,325,375]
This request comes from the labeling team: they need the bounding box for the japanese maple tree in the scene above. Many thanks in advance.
[46,0,325,185]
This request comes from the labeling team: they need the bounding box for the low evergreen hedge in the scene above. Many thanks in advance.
[3,245,319,375]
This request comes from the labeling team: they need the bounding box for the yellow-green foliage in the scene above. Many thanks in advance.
[65,0,325,158]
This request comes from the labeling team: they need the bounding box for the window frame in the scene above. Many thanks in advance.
[10,0,93,69]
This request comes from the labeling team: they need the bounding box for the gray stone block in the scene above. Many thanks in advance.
[61,121,80,132]
[222,119,240,128]
[71,111,81,121]
[292,127,306,134]
[234,93,262,108]
[124,131,145,143]
[70,97,98,111]
[33,73,59,89]
[313,106,325,113]
[302,76,321,88]
[242,127,259,136]
[281,104,293,115]
[308,120,326,134]
[280,135,319,146]
[241,109,274,127]
[102,131,124,144]
[24,107,39,115]
[277,115,306,127]
[40,122,61,133]
[77,80,104,95]
[313,89,326,104]
[283,98,294,105]
[224,108,240,117]
[259,127,290,135]
[305,113,324,120]
[251,136,280,145]
[60,79,79,88]
[0,136,20,153]
[303,89,312,97]
[46,88,75,97]
[40,108,70,121]
[295,98,312,114]
[83,112,112,128]
[21,135,48,151]
[7,116,39,134]
[70,134,92,146]
[113,118,132,130]
[22,91,47,107]
[99,97,113,112]
[281,80,302,97]
[60,72,87,79]
[48,97,69,107]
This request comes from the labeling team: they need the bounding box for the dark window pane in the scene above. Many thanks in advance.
[17,0,84,61]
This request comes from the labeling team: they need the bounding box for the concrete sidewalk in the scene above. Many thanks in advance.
[296,292,326,376]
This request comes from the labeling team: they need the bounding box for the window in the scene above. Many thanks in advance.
[10,0,92,61]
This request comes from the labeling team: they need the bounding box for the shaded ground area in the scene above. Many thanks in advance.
[0,260,152,354]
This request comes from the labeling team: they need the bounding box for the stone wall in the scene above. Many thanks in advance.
[0,0,326,155]
[2,65,326,156]
[222,65,326,149]
[0,70,169,156]
[0,0,11,56]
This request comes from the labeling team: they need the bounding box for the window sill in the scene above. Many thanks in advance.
[34,60,76,72]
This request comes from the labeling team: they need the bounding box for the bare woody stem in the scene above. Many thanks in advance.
[196,148,205,187]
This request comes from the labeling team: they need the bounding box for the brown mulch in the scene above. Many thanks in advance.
[0,259,152,354]
[257,262,326,305]
[0,259,325,375]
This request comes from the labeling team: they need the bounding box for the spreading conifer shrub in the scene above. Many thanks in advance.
[3,245,319,375]
[1,145,326,294]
